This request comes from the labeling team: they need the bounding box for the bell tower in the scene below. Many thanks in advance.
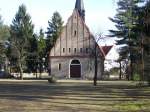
[75,0,85,21]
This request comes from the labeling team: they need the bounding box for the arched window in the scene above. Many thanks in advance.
[69,48,71,53]
[63,48,65,53]
[71,60,80,64]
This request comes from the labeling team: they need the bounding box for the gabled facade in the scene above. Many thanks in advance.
[49,0,108,79]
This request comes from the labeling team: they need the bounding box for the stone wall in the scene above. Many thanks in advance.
[50,57,102,79]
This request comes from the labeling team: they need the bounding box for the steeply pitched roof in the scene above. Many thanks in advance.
[99,46,113,58]
[75,0,85,21]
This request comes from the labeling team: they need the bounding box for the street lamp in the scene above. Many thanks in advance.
[38,57,46,79]
[42,58,45,72]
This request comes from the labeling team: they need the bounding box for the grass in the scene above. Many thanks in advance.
[0,80,149,112]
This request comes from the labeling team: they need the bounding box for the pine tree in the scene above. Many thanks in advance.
[138,0,150,85]
[109,0,143,80]
[46,11,63,53]
[10,4,34,79]
[45,11,63,70]
[26,34,38,73]
[38,29,46,59]
[37,29,46,77]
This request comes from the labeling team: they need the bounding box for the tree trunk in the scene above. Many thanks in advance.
[35,72,37,79]
[39,73,42,79]
[19,62,23,80]
[48,56,51,76]
[94,57,97,86]
[39,62,42,79]
[94,43,97,86]
[140,35,144,84]
[119,61,122,80]
[130,61,134,80]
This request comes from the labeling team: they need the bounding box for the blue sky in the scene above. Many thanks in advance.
[0,0,117,35]
[0,0,119,60]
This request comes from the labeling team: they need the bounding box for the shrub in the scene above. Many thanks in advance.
[146,74,150,86]
[47,76,57,83]
[133,73,140,81]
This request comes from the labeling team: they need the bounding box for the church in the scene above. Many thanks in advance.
[49,0,112,79]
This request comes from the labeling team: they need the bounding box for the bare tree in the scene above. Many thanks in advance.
[93,33,105,86]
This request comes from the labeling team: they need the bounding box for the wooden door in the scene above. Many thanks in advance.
[70,65,81,78]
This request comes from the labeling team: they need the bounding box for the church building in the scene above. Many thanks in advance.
[49,0,112,79]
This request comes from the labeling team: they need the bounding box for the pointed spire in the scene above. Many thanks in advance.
[75,0,85,21]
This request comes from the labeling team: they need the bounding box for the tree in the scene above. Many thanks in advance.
[26,34,38,73]
[93,41,98,86]
[0,15,3,26]
[109,0,143,80]
[10,4,34,79]
[0,15,10,71]
[115,45,129,80]
[46,11,63,50]
[45,11,63,70]
[138,0,150,85]
[37,29,46,78]
[38,29,46,56]
[144,1,150,85]
[91,33,105,86]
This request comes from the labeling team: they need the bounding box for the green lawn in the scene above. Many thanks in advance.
[0,80,149,112]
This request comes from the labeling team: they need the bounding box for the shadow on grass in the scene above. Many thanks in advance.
[0,81,149,112]
[0,81,149,99]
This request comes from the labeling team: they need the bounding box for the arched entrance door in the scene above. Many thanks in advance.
[70,60,81,78]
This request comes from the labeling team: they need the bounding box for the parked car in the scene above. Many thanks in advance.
[0,71,14,78]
